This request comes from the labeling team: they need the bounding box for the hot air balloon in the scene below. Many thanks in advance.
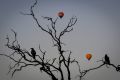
[58,12,64,18]
[86,53,92,60]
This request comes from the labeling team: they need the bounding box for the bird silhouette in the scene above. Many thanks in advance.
[104,54,110,65]
[30,48,36,59]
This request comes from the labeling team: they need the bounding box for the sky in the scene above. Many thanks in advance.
[0,0,120,80]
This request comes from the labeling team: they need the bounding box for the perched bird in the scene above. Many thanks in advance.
[104,54,110,64]
[30,48,36,59]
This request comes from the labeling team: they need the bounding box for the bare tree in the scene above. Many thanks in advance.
[0,0,120,80]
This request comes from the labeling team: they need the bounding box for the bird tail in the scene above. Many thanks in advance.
[33,56,35,59]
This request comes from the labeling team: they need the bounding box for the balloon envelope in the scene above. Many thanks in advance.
[86,53,92,60]
[58,12,64,18]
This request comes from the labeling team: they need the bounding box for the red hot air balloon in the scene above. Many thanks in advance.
[86,53,92,60]
[58,12,64,18]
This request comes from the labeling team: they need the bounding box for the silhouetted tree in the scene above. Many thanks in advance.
[0,0,120,80]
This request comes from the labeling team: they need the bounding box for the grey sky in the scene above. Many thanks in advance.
[0,0,120,80]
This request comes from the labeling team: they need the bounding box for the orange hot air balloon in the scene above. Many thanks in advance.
[58,12,64,18]
[86,53,92,60]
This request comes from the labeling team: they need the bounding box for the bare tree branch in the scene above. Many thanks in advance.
[59,16,77,39]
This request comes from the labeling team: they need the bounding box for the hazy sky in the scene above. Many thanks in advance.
[0,0,120,80]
